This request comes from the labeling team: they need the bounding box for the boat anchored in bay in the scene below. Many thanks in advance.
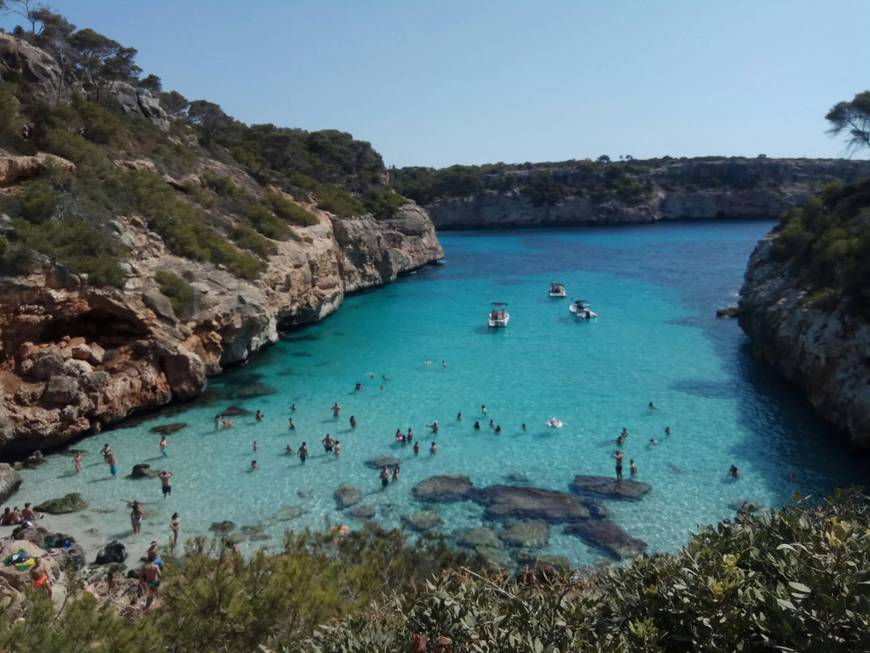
[488,302,510,328]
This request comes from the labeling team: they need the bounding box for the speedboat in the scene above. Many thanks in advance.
[546,417,564,429]
[548,282,567,298]
[569,299,598,319]
[488,302,510,328]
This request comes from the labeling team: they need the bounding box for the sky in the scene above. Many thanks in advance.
[3,0,869,167]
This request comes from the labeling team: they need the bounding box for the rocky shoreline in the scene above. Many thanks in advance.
[738,233,870,450]
[0,201,443,458]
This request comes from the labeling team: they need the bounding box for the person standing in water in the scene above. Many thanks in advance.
[298,442,308,465]
[255,410,263,423]
[158,470,173,497]
[630,459,638,476]
[290,402,296,413]
[392,462,400,482]
[613,451,624,481]
[473,421,481,431]
[481,405,487,415]
[413,441,420,456]
[73,451,82,474]
[665,426,672,436]
[250,460,258,471]
[379,465,390,489]
[252,440,258,452]
[130,501,143,534]
[350,416,357,429]
[729,464,740,478]
[334,440,342,458]
[430,442,438,455]
[322,434,334,453]
[331,402,341,418]
[107,451,118,479]
[288,417,296,431]
[648,401,657,410]
[521,423,527,432]
[170,512,180,549]
[159,437,168,458]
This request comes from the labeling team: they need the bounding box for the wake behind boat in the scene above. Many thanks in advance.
[569,299,597,319]
[548,282,567,298]
[488,302,510,328]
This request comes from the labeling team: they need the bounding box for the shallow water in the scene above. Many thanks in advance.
[11,221,868,565]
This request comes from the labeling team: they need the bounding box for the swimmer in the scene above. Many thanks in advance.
[481,405,487,415]
[368,372,376,380]
[621,427,630,438]
[250,460,258,471]
[288,418,296,431]
[290,402,296,412]
[613,451,624,481]
[430,421,439,434]
[395,428,403,440]
[380,465,390,488]
[630,459,638,476]
[158,470,173,498]
[334,441,342,457]
[298,442,308,464]
[649,438,659,446]
[457,411,463,421]
[413,441,420,456]
[322,434,334,453]
[665,426,671,436]
[429,441,438,455]
[285,443,294,455]
[350,416,357,429]
[495,425,501,434]
[252,440,258,452]
[473,421,481,431]
[425,359,432,366]
[354,383,362,392]
[441,360,448,368]
[392,462,400,481]
[73,451,82,473]
[521,423,527,432]
[648,401,657,410]
[382,373,389,381]
[159,436,168,458]
[729,464,740,478]
[407,427,414,440]
[489,419,494,430]
[379,385,384,392]
[331,403,341,418]
[255,410,263,423]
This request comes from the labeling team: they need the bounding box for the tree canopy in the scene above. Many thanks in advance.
[826,90,870,151]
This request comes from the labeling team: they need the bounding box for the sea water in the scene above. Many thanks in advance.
[11,221,868,565]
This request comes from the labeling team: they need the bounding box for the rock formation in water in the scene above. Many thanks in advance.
[738,178,870,450]
[0,32,443,456]
[394,157,870,228]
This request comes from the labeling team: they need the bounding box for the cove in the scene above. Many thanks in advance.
[13,220,868,566]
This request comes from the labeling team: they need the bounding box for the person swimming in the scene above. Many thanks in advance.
[285,443,294,455]
[350,416,357,429]
[495,425,501,434]
[429,441,438,455]
[288,418,296,430]
[473,421,481,431]
[665,426,672,436]
[354,383,363,392]
[648,401,657,410]
[298,443,308,464]
[250,460,258,471]
[481,405,487,415]
[456,412,463,421]
[430,421,439,434]
[649,438,659,446]
[729,464,740,478]
[441,360,448,368]
[255,410,263,423]
[521,423,527,432]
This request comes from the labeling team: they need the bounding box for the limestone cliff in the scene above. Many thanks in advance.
[738,197,870,451]
[399,158,870,229]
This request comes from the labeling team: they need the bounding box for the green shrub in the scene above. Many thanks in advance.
[315,183,365,217]
[155,270,195,318]
[266,191,319,226]
[205,174,242,198]
[231,224,277,257]
[245,202,291,240]
[363,188,406,219]
[19,180,59,222]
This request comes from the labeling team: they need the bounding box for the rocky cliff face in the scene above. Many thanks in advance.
[738,235,870,450]
[422,159,870,229]
[0,186,442,457]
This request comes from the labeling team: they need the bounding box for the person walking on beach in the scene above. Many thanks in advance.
[159,437,168,458]
[158,470,173,497]
[379,465,390,489]
[130,501,143,535]
[613,451,624,481]
[73,451,82,474]
[170,512,180,549]
[298,442,308,465]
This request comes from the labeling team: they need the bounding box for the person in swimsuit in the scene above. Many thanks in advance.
[73,451,82,473]
[379,465,390,488]
[665,426,672,436]
[729,465,740,478]
[108,452,118,478]
[334,441,342,458]
[613,451,624,481]
[521,423,527,432]
[648,401,657,410]
[481,405,487,415]
[630,459,638,476]
[100,443,112,462]
[413,441,420,456]
[142,560,161,607]
[288,418,296,431]
[170,512,180,549]
[350,416,357,429]
[354,383,362,392]
[456,412,463,421]
[252,440,258,453]
[159,437,168,458]
[298,442,308,464]
[158,470,173,497]
[147,540,159,562]
[322,434,334,453]
[430,442,438,455]
[130,501,143,534]
[255,410,263,423]
[430,421,439,434]
[285,443,294,455]
[473,421,481,431]
[331,403,341,418]
[392,462,400,482]
[30,557,50,592]
[21,503,38,521]
[290,402,296,412]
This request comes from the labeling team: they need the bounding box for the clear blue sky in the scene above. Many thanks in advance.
[4,0,869,167]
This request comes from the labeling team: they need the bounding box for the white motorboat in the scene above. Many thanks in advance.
[546,417,564,429]
[488,302,510,328]
[569,299,597,320]
[548,282,567,298]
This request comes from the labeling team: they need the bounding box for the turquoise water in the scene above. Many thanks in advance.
[10,221,868,565]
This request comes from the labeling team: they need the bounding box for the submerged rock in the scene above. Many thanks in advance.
[35,492,87,514]
[231,383,276,398]
[335,484,363,509]
[348,504,376,519]
[499,520,549,549]
[0,463,22,503]
[94,541,127,565]
[364,456,400,470]
[457,527,501,549]
[475,545,514,567]
[402,510,442,531]
[474,485,601,523]
[209,520,236,534]
[269,506,305,522]
[564,520,647,560]
[149,422,187,435]
[130,463,153,479]
[569,475,651,500]
[412,475,475,502]
[220,406,251,417]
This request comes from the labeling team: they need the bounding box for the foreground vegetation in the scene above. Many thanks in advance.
[0,491,866,652]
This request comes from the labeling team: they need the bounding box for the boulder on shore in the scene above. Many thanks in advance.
[568,475,651,500]
[94,540,127,565]
[412,475,475,502]
[335,484,363,509]
[35,492,88,514]
[563,520,647,560]
[0,463,22,503]
[474,485,602,523]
